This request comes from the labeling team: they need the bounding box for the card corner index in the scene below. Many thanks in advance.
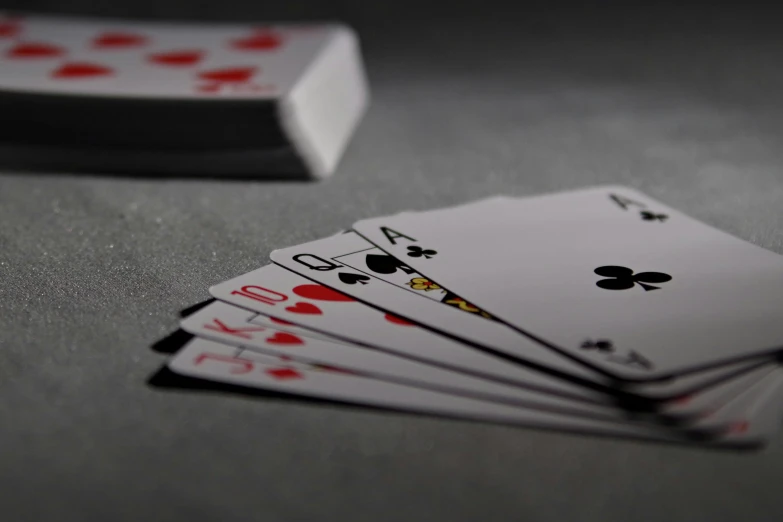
[604,184,663,201]
[268,250,286,263]
[589,184,640,196]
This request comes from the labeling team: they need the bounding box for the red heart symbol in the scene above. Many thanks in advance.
[673,395,691,405]
[266,332,304,345]
[284,302,322,315]
[7,42,65,59]
[292,284,354,302]
[231,33,282,51]
[196,83,221,94]
[148,50,204,66]
[265,367,303,380]
[197,66,257,83]
[51,62,114,79]
[270,317,295,326]
[0,21,23,39]
[93,32,148,49]
[384,314,415,326]
[728,420,749,434]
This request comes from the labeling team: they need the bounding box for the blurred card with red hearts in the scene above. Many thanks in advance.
[0,13,369,178]
[0,14,339,99]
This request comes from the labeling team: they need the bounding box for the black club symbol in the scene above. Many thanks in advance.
[640,210,668,222]
[407,246,438,259]
[581,339,614,353]
[594,266,672,292]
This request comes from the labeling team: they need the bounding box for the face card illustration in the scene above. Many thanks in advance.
[335,247,496,320]
[352,186,783,380]
[270,231,765,400]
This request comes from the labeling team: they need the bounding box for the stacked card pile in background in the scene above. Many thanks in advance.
[164,186,783,447]
[0,13,368,178]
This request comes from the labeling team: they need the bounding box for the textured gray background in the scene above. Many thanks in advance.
[2,3,783,521]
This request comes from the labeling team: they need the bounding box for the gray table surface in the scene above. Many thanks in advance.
[2,4,783,521]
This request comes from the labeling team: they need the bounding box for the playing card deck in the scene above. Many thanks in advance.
[158,185,783,447]
[0,13,368,178]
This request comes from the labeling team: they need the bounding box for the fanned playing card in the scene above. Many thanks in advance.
[147,183,783,448]
[183,300,652,420]
[169,337,783,446]
[352,186,783,379]
[209,264,627,404]
[186,295,783,429]
[268,231,766,399]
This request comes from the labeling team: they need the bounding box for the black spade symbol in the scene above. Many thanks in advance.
[365,254,414,275]
[338,272,370,285]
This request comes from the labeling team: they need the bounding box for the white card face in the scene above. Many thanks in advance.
[168,338,782,446]
[269,232,763,399]
[183,301,651,421]
[710,366,783,442]
[659,363,777,418]
[0,14,336,99]
[186,301,782,427]
[352,186,783,380]
[697,367,783,433]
